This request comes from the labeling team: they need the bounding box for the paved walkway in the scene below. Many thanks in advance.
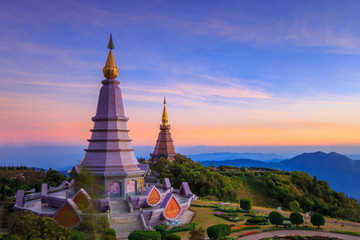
[178,210,195,225]
[238,230,360,240]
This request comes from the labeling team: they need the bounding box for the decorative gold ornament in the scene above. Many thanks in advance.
[162,97,168,126]
[103,33,119,79]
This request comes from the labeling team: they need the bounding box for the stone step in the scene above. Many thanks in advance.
[111,215,143,240]
[110,199,130,214]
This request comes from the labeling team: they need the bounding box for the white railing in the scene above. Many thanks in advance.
[126,193,133,213]
[139,208,149,230]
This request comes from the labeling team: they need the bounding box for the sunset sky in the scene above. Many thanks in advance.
[1,0,360,149]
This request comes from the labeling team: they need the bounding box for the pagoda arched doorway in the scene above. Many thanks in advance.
[108,181,121,197]
[126,180,136,196]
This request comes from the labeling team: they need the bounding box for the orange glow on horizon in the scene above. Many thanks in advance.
[1,120,360,147]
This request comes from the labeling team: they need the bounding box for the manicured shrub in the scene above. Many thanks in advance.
[290,212,304,226]
[240,199,252,212]
[207,224,231,240]
[269,211,284,227]
[155,225,167,239]
[70,229,85,240]
[128,230,161,240]
[311,213,325,229]
[101,228,116,240]
[104,228,116,236]
[166,233,181,240]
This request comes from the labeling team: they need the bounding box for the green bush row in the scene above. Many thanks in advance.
[190,204,217,208]
[263,226,316,232]
[330,230,360,236]
[230,226,261,233]
[128,230,161,240]
[246,217,269,224]
[245,221,269,225]
[207,224,231,240]
[214,207,245,213]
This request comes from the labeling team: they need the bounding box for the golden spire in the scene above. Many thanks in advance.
[162,97,168,126]
[103,33,119,79]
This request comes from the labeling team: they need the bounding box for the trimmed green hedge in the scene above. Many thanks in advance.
[231,226,261,233]
[246,217,269,225]
[330,230,360,236]
[128,230,161,240]
[240,199,252,211]
[207,224,231,240]
[214,207,246,213]
[263,226,316,232]
[167,222,197,233]
[155,225,167,239]
[166,233,181,240]
[190,204,217,208]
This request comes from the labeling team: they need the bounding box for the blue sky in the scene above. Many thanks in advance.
[1,0,360,148]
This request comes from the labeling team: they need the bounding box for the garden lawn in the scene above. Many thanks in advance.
[175,205,230,239]
[175,199,360,239]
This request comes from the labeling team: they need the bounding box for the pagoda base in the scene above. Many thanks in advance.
[74,167,145,200]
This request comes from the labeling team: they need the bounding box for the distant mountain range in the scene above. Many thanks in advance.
[1,145,360,199]
[201,151,360,199]
[346,154,360,160]
[188,152,286,162]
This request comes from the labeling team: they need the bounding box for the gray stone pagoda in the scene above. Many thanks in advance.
[74,34,145,198]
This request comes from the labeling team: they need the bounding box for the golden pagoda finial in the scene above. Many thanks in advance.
[107,33,115,49]
[103,33,119,79]
[162,97,168,126]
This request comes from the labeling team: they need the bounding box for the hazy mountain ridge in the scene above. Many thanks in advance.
[202,151,360,199]
[188,152,286,162]
[346,154,360,160]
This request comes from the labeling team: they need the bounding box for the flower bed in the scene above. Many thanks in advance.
[214,212,242,222]
[231,225,261,233]
[240,231,258,237]
[275,236,340,240]
[230,225,259,230]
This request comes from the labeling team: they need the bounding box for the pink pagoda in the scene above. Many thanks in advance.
[72,34,145,198]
